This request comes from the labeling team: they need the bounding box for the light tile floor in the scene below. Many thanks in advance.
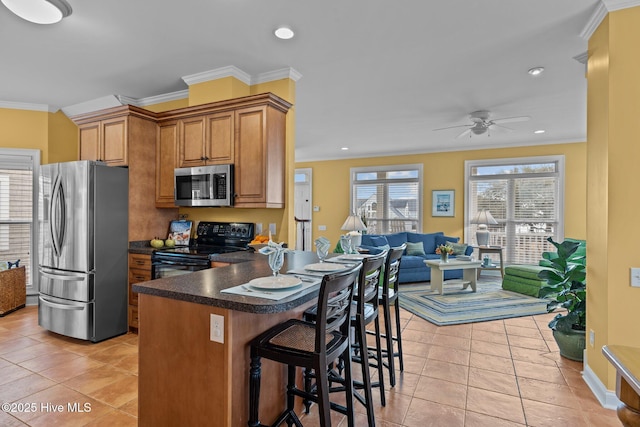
[0,302,619,426]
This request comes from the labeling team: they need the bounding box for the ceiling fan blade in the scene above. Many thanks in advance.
[491,115,530,124]
[455,128,472,139]
[432,124,471,131]
[490,123,514,131]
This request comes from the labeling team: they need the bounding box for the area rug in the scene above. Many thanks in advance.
[398,280,548,326]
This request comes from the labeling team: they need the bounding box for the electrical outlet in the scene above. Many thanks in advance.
[589,329,595,348]
[269,223,276,235]
[318,225,327,231]
[210,314,224,344]
[631,268,640,287]
[256,223,263,234]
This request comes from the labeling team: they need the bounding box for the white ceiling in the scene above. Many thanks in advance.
[0,1,609,162]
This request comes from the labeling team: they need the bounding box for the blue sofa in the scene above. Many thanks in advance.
[360,232,474,283]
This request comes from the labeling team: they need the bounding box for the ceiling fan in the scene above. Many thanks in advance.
[433,110,530,139]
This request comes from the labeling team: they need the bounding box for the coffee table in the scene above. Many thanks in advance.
[423,259,483,295]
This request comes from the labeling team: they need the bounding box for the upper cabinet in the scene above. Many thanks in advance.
[176,112,234,168]
[73,106,156,167]
[156,93,291,209]
[78,116,128,166]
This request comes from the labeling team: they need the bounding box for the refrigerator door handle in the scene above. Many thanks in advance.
[40,268,86,282]
[50,174,66,257]
[39,295,84,311]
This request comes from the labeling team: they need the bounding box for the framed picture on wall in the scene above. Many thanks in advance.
[432,190,455,217]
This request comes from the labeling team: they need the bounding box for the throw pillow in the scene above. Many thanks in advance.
[405,241,426,256]
[376,244,391,253]
[446,241,468,255]
[435,234,460,247]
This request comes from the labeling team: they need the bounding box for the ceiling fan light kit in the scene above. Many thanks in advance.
[2,0,72,24]
[528,66,545,76]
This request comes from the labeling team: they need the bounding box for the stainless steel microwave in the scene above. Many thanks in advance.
[174,164,233,207]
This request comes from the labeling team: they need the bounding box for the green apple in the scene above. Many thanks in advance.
[165,239,175,247]
[150,238,164,248]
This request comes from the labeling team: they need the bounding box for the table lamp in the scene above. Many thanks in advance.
[471,209,498,247]
[341,213,367,251]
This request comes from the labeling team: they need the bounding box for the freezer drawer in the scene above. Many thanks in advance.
[38,295,93,341]
[39,268,93,302]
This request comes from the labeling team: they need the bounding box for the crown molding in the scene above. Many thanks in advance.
[61,95,124,117]
[0,100,49,112]
[182,65,252,86]
[252,67,303,84]
[581,0,640,40]
[121,90,189,107]
[602,0,640,11]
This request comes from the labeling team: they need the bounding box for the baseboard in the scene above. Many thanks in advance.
[26,294,39,306]
[583,351,620,410]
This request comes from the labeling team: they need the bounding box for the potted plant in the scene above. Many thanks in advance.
[538,237,586,361]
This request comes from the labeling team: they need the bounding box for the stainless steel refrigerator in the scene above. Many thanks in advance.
[38,160,128,342]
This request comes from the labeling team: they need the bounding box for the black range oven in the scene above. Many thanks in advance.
[151,221,254,279]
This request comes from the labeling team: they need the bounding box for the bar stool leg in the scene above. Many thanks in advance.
[315,357,332,427]
[356,318,376,426]
[342,343,355,427]
[373,315,386,407]
[383,300,397,387]
[394,298,404,372]
[248,355,262,427]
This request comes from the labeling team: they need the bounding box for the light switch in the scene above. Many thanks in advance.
[313,206,320,212]
[631,268,640,287]
[318,225,327,231]
[256,223,263,234]
[269,223,276,235]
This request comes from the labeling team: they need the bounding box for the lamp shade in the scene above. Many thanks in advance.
[470,209,498,225]
[2,0,72,24]
[341,214,367,232]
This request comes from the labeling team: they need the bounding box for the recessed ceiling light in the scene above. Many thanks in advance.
[274,26,294,40]
[528,67,545,76]
[534,129,546,134]
[341,147,349,151]
[1,0,72,24]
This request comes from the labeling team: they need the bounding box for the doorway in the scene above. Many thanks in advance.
[294,168,312,250]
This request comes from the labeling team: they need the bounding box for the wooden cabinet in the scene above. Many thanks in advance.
[233,104,286,208]
[156,120,179,208]
[128,253,152,332]
[79,116,128,166]
[177,111,234,168]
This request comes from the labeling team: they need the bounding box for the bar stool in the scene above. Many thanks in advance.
[373,244,405,387]
[248,264,361,427]
[303,251,387,427]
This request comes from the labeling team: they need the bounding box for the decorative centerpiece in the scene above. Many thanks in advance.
[436,244,454,263]
[258,235,290,276]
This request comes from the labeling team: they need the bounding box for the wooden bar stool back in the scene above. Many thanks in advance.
[248,264,361,427]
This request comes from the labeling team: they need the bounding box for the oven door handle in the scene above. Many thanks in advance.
[152,258,210,267]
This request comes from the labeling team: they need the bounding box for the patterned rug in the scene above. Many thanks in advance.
[398,280,548,326]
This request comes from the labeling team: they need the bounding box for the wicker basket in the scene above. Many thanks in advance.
[0,266,26,316]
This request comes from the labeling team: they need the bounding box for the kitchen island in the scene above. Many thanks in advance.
[133,250,324,427]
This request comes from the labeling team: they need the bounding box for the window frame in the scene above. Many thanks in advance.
[0,148,40,294]
[464,155,565,264]
[350,163,424,234]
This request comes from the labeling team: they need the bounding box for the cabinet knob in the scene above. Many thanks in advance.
[200,156,206,161]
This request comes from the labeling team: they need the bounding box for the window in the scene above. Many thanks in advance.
[0,149,39,292]
[465,156,564,264]
[350,164,423,234]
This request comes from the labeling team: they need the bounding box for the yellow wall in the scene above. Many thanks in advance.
[0,108,78,165]
[189,77,251,106]
[48,110,78,163]
[142,98,189,113]
[296,142,587,248]
[587,7,640,390]
[0,108,49,163]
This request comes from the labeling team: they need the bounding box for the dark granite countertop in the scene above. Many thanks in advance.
[133,251,326,314]
[128,241,156,256]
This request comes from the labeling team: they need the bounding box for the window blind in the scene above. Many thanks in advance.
[351,165,422,235]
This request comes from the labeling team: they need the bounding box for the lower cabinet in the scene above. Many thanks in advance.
[128,253,152,332]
